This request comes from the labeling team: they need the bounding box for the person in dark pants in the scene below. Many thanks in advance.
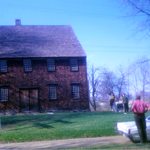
[109,93,115,111]
[122,93,129,114]
[131,95,150,144]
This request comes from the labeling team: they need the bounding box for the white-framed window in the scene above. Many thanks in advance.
[0,87,8,101]
[0,60,7,73]
[70,59,78,71]
[47,59,55,71]
[23,59,32,72]
[49,85,57,100]
[72,84,80,99]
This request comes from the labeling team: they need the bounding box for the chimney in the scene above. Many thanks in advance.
[15,19,21,26]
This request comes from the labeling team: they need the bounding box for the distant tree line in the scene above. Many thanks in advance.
[88,56,150,111]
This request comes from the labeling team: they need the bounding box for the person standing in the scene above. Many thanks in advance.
[122,93,128,114]
[110,93,115,111]
[131,95,150,144]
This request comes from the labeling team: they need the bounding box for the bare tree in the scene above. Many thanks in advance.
[88,64,102,111]
[100,66,130,99]
[129,66,140,95]
[129,56,150,100]
[99,68,117,98]
[121,0,150,35]
[137,58,150,100]
[115,66,128,98]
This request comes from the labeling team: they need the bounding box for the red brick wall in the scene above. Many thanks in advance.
[0,58,89,112]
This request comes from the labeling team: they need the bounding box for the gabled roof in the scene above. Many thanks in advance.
[0,25,86,58]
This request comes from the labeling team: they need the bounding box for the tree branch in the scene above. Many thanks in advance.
[127,0,150,17]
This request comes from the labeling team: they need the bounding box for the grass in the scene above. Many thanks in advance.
[60,143,150,150]
[0,111,150,143]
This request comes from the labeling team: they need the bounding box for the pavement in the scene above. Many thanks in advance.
[0,136,132,150]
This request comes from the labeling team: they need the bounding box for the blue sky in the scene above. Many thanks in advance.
[0,0,150,70]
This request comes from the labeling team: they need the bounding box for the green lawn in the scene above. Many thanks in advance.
[60,143,150,150]
[0,111,150,143]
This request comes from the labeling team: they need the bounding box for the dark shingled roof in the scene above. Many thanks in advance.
[0,25,86,58]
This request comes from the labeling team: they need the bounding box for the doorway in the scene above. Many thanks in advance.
[20,89,39,112]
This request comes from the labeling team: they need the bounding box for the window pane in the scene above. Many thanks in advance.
[24,59,32,72]
[0,60,7,72]
[70,59,78,71]
[72,85,79,99]
[47,59,55,71]
[0,87,8,101]
[49,85,56,99]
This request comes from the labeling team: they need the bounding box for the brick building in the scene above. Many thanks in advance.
[0,20,89,113]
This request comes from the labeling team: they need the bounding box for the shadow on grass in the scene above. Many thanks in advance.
[1,113,76,125]
[1,113,76,131]
[33,119,72,129]
[34,122,54,129]
[54,119,73,124]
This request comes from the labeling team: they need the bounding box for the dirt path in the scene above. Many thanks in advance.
[0,136,132,150]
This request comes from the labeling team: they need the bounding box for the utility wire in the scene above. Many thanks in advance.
[85,50,149,53]
[83,45,150,49]
[0,2,128,18]
[0,2,144,19]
